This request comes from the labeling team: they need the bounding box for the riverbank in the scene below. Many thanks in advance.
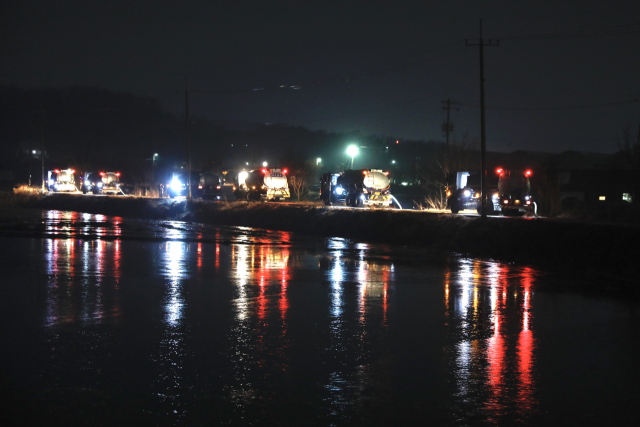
[3,192,639,285]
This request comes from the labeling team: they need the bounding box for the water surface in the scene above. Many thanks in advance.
[0,209,638,426]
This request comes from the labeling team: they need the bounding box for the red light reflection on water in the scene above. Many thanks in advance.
[484,264,509,418]
[44,217,122,326]
[517,267,536,410]
[451,261,538,424]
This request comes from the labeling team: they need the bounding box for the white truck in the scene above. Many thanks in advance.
[48,169,78,192]
[321,169,394,207]
[236,168,290,201]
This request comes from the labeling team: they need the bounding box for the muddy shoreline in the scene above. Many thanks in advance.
[3,192,639,287]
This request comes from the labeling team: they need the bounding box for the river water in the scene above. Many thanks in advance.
[0,209,638,426]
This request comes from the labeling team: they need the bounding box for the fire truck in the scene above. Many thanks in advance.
[47,169,78,192]
[235,168,290,201]
[321,169,393,207]
[82,171,122,195]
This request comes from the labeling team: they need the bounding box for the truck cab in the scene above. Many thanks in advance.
[198,172,222,200]
[82,171,103,194]
[446,171,499,214]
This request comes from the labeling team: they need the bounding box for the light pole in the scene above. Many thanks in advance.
[152,153,158,182]
[316,158,322,182]
[346,145,358,169]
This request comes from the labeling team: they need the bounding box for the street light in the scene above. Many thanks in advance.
[316,157,322,165]
[262,161,268,167]
[152,153,158,182]
[346,145,358,169]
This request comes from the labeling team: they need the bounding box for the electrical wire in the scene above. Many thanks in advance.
[501,21,640,41]
[461,99,639,111]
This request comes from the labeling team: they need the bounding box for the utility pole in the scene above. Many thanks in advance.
[38,103,46,193]
[466,20,499,220]
[441,99,461,146]
[184,77,192,200]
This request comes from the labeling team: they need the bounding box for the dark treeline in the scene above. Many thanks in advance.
[0,85,434,186]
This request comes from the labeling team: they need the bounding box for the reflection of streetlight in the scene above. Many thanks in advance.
[346,145,358,169]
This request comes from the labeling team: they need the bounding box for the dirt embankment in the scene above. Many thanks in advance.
[3,192,640,282]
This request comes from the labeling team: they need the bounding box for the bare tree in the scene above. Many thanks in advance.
[418,132,479,209]
[289,174,306,202]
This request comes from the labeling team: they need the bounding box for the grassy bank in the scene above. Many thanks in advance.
[3,192,639,282]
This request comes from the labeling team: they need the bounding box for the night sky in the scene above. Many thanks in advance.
[2,0,639,153]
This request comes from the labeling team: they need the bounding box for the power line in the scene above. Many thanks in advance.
[501,21,640,41]
[461,98,639,111]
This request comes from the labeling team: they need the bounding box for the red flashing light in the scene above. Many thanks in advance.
[503,199,509,204]
[396,140,399,144]
[282,169,288,174]
[384,171,389,176]
[198,185,203,189]
[496,168,503,175]
[363,170,367,175]
[115,172,121,177]
[525,169,532,177]
[261,168,266,174]
[54,169,60,173]
[100,172,105,176]
[70,169,75,174]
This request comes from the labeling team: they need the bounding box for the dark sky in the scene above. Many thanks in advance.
[2,0,639,153]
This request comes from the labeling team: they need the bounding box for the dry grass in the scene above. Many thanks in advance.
[13,185,42,195]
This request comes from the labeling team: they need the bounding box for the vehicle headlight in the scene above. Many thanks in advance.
[525,195,530,200]
[492,193,499,200]
[335,187,344,195]
[463,190,471,197]
[48,180,54,186]
[170,178,182,189]
[98,182,103,187]
[360,194,365,200]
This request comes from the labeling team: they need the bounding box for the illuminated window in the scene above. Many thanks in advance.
[598,196,606,201]
[623,193,632,203]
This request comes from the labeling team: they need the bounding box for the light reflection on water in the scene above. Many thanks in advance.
[446,260,539,424]
[6,210,636,425]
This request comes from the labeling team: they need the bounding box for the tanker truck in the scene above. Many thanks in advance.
[495,167,537,216]
[321,169,393,207]
[235,168,290,201]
